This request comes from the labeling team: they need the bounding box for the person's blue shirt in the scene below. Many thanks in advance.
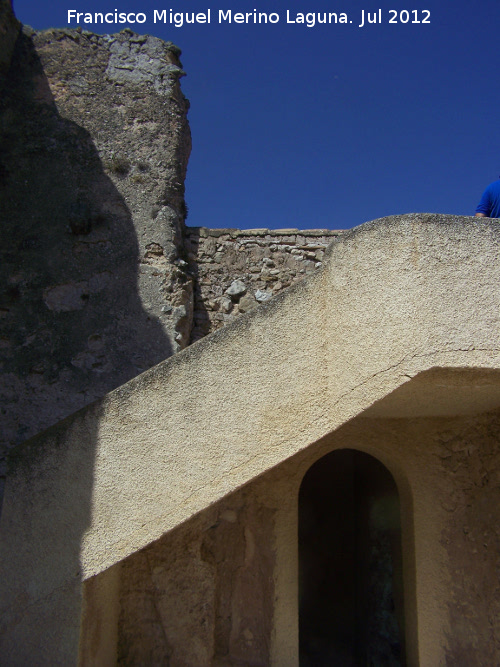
[475,179,500,218]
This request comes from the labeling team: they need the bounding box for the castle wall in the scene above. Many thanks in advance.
[185,227,341,342]
[1,11,500,664]
[116,485,276,666]
[0,21,341,500]
[0,26,192,490]
[0,0,19,88]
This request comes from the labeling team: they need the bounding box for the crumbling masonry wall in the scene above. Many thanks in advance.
[0,8,345,500]
[186,227,341,341]
[0,17,195,489]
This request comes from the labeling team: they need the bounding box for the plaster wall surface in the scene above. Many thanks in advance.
[1,214,499,663]
[85,402,500,666]
[116,485,275,666]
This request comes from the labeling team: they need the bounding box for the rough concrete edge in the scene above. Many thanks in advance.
[322,212,492,259]
[7,213,500,470]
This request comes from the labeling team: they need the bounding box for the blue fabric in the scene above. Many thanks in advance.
[475,179,500,218]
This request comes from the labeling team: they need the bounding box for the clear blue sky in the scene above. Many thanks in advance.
[15,0,500,230]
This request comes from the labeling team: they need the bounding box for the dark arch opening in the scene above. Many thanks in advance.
[299,449,406,666]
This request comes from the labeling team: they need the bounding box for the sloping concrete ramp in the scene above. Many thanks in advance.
[1,214,500,665]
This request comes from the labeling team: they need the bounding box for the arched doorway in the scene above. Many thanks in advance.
[299,449,406,666]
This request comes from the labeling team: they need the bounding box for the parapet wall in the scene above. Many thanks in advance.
[185,227,342,341]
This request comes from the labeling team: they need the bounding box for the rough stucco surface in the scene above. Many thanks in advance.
[0,25,191,488]
[86,401,500,667]
[298,406,500,667]
[117,485,275,666]
[1,214,500,664]
[436,413,500,664]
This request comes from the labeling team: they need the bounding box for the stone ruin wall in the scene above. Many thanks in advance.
[186,227,341,342]
[0,4,346,499]
[0,19,192,489]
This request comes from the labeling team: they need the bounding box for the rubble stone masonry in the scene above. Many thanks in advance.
[185,227,342,342]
